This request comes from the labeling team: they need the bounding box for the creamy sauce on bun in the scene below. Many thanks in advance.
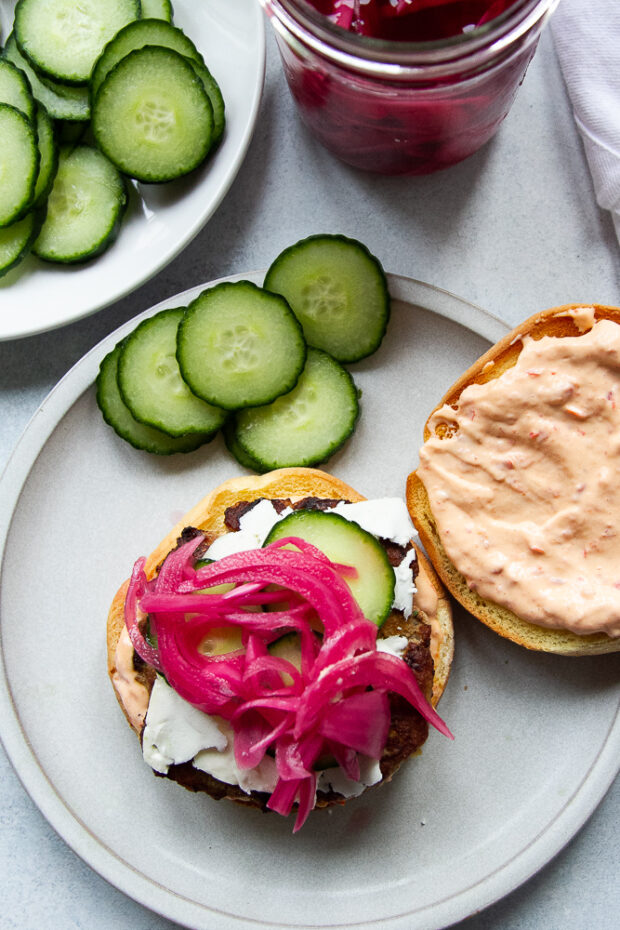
[419,319,620,638]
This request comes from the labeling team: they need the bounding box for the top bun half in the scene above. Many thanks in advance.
[407,304,620,656]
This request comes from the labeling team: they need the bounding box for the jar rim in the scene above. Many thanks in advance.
[263,0,559,73]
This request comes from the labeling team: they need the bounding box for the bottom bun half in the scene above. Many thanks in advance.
[107,467,454,813]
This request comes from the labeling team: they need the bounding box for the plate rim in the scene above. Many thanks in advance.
[0,0,266,342]
[0,273,618,930]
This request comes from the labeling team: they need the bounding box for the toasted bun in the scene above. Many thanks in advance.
[407,304,620,657]
[107,467,454,806]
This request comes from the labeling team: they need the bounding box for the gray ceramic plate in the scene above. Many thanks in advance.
[0,274,618,930]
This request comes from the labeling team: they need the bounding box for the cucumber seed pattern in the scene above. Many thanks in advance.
[135,99,176,142]
[301,276,347,321]
[279,385,318,427]
[52,3,101,50]
[49,180,87,220]
[217,325,261,373]
[156,353,193,397]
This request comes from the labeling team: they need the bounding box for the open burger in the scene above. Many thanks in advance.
[407,304,620,656]
[107,467,454,831]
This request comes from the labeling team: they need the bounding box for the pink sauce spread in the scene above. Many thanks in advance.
[418,317,620,638]
[413,562,442,652]
[113,627,150,731]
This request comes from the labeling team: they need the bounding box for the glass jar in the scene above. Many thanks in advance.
[259,0,560,175]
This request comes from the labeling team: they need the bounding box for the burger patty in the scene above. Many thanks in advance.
[141,498,434,809]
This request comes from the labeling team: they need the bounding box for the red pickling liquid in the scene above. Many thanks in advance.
[307,0,516,41]
[277,0,537,174]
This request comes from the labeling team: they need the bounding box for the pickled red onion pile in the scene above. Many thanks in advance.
[125,534,452,831]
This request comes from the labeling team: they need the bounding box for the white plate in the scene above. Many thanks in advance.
[0,0,265,341]
[0,274,618,930]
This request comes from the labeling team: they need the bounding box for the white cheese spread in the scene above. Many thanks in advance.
[205,498,293,560]
[332,498,416,546]
[142,676,228,774]
[317,757,383,797]
[376,634,409,657]
[392,548,417,616]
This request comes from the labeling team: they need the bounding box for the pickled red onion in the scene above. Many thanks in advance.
[233,711,292,770]
[267,772,318,834]
[320,690,390,758]
[124,533,452,830]
[124,558,163,672]
[329,742,361,782]
[295,650,453,740]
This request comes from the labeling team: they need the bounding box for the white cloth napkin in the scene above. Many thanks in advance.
[550,0,620,244]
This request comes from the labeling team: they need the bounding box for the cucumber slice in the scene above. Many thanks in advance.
[118,307,227,437]
[38,71,91,110]
[198,626,243,657]
[89,19,225,145]
[268,632,303,686]
[56,119,89,144]
[2,34,90,121]
[96,342,212,455]
[0,58,35,120]
[92,45,214,182]
[0,103,38,227]
[189,58,225,147]
[33,144,127,263]
[90,18,201,102]
[177,281,307,411]
[32,104,58,206]
[231,348,359,471]
[140,0,173,21]
[264,234,390,363]
[264,510,395,627]
[0,210,38,277]
[223,420,262,472]
[14,0,141,84]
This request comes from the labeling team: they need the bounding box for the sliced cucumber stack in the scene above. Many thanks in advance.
[0,57,35,120]
[90,18,202,102]
[33,145,127,263]
[140,0,174,21]
[264,234,390,363]
[92,45,214,183]
[97,235,389,462]
[177,281,307,410]
[89,17,225,150]
[264,509,395,627]
[186,58,225,147]
[0,211,40,278]
[32,104,59,206]
[229,348,359,471]
[14,0,141,85]
[96,343,212,456]
[118,307,227,437]
[3,33,91,122]
[223,420,263,472]
[0,0,225,275]
[0,103,38,226]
